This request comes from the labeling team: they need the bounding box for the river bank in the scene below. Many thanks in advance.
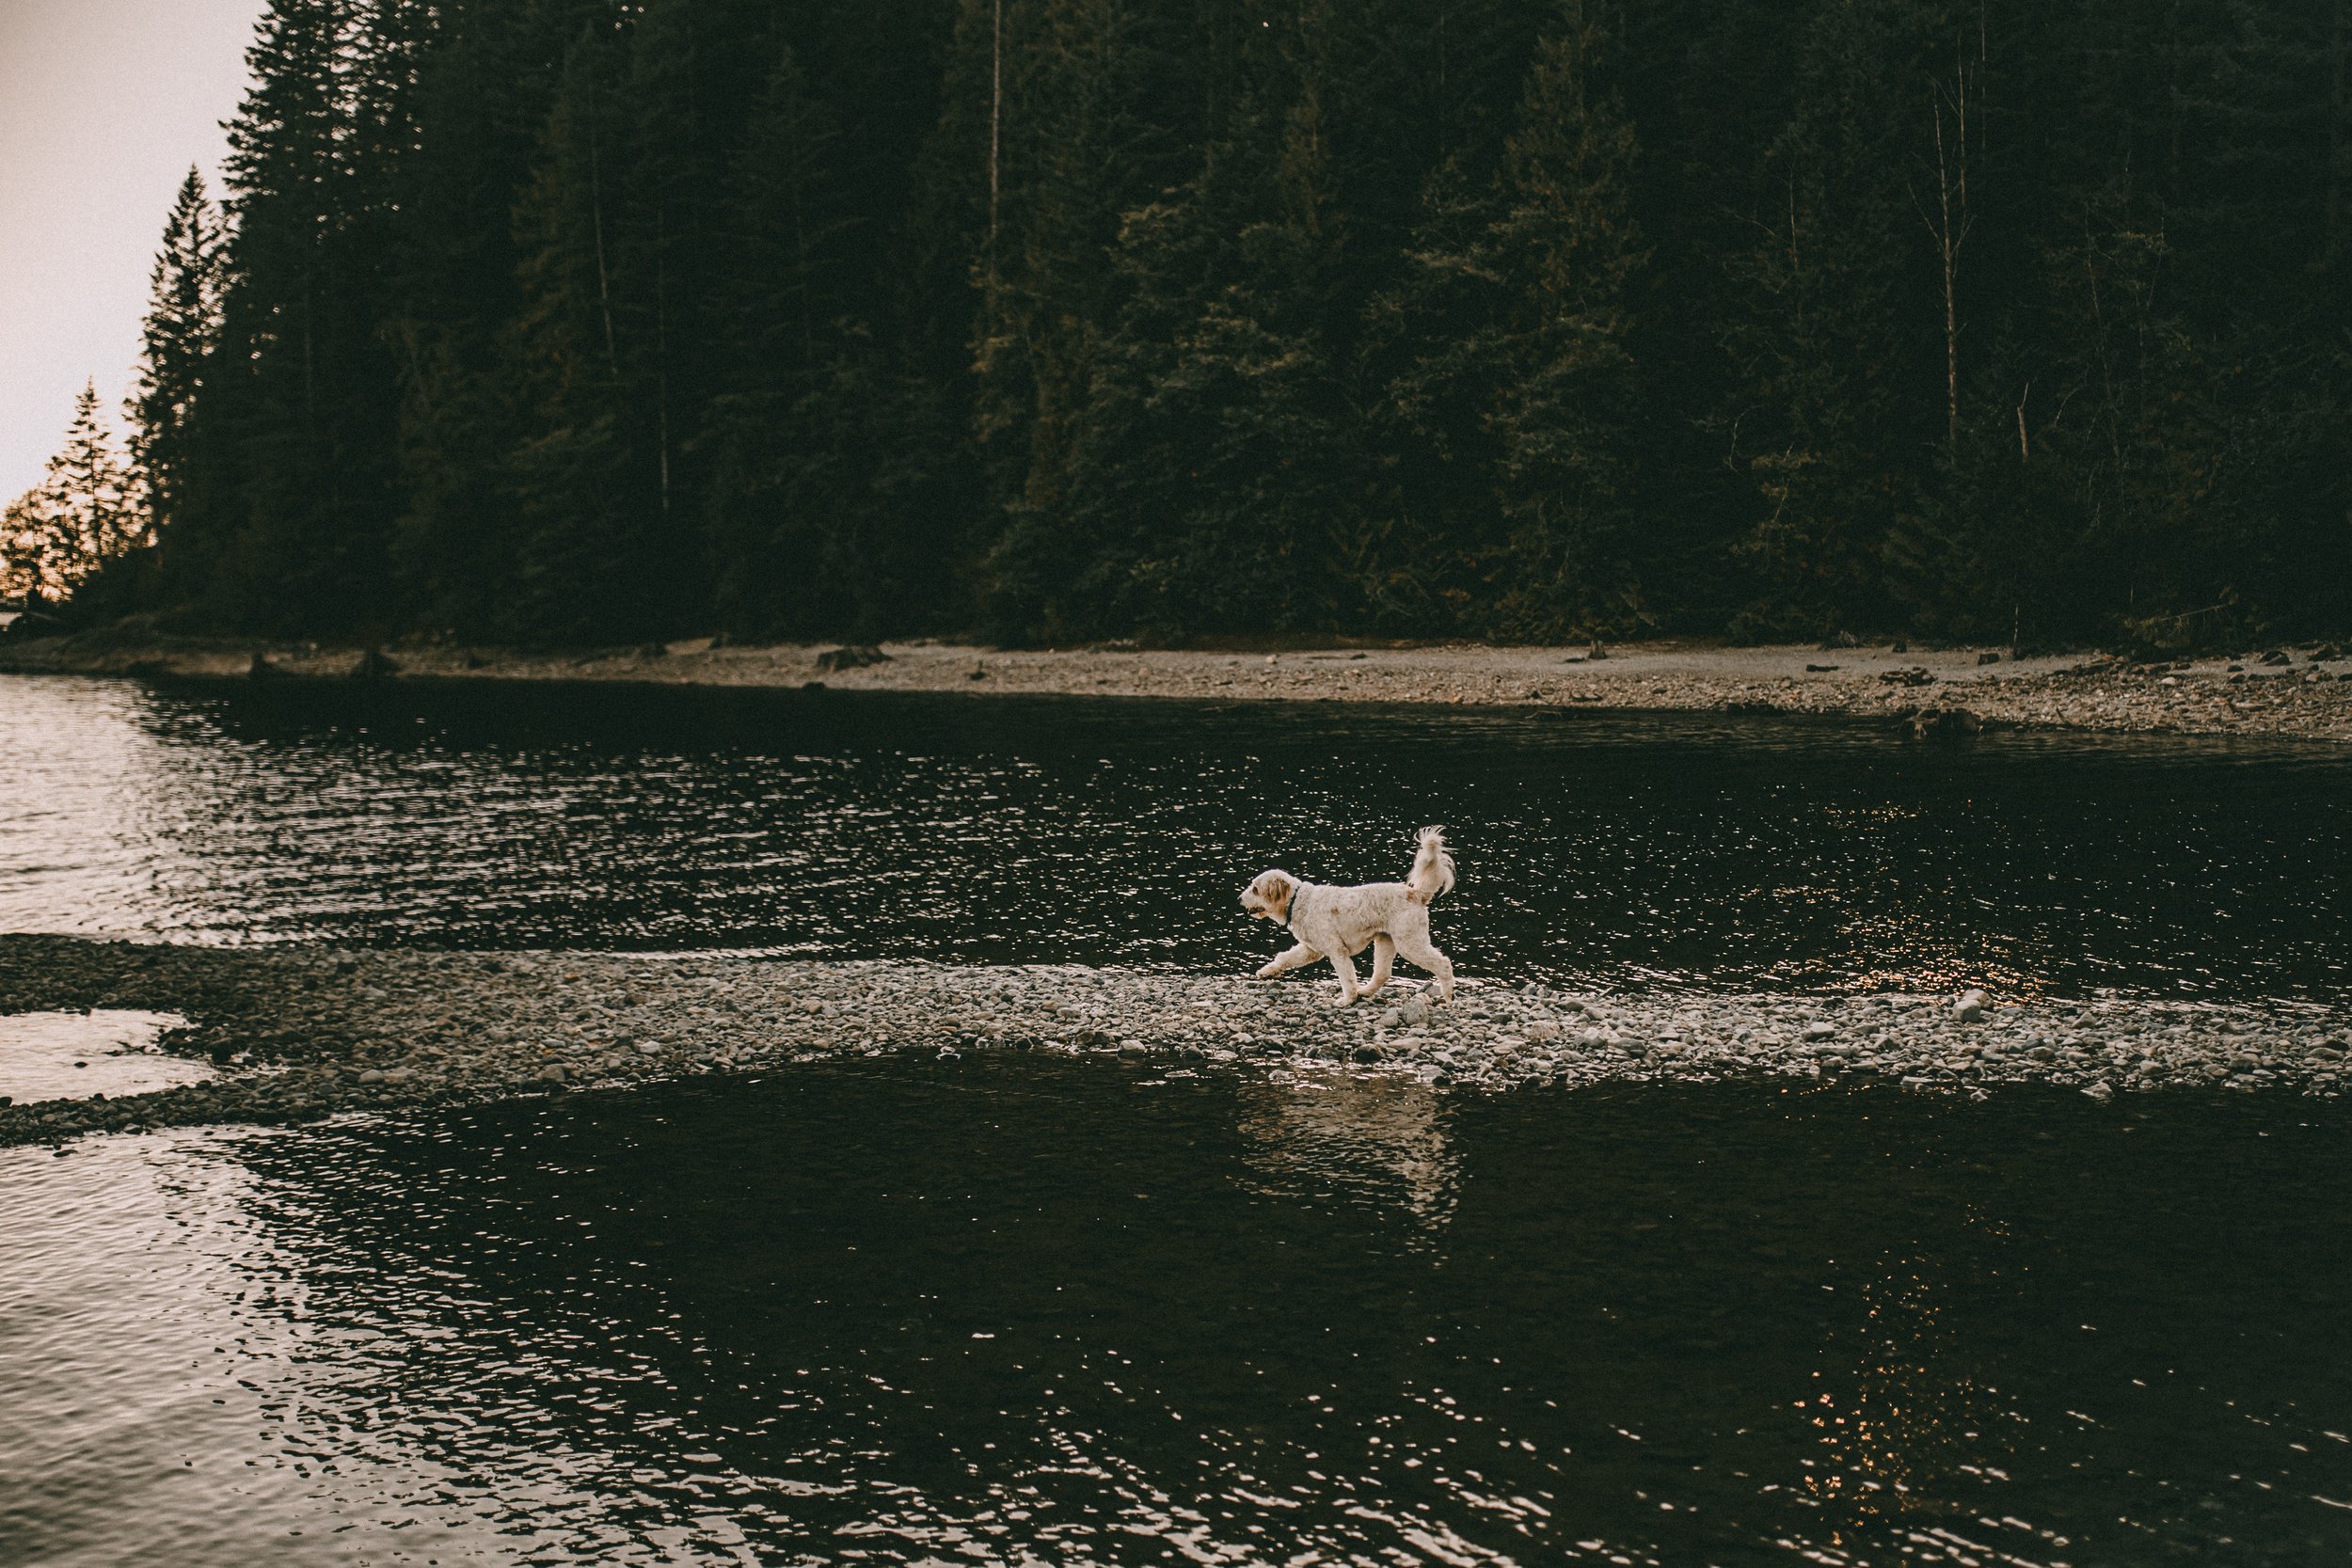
[4,628,2350,740]
[2,937,2343,1147]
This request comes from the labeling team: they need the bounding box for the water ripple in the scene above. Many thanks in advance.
[4,1064,2347,1565]
[3,676,2349,1001]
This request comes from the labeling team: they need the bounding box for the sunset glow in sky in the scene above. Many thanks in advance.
[0,0,266,507]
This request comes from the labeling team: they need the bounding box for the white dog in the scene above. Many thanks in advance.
[1240,828,1456,1006]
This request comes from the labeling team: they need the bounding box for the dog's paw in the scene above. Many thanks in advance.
[1253,964,1283,980]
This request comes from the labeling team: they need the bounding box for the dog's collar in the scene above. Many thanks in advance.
[1284,881,1314,929]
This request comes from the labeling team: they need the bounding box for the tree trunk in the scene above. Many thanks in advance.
[2329,0,2348,266]
[1925,51,1972,465]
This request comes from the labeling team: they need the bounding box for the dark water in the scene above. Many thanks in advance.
[4,673,2351,998]
[6,673,2352,1565]
[4,1061,2349,1567]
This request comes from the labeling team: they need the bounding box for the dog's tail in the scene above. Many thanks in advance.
[1405,826,1455,905]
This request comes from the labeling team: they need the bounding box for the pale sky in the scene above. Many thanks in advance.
[0,0,266,505]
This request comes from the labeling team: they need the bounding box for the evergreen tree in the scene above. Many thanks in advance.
[1486,4,1647,635]
[128,168,226,540]
[1718,0,1934,637]
[501,22,662,641]
[1358,5,1645,638]
[700,46,875,635]
[43,0,2352,647]
[1358,157,1515,632]
[379,0,600,637]
[1,387,146,603]
[184,0,414,632]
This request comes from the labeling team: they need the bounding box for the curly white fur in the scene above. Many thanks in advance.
[1239,828,1456,1006]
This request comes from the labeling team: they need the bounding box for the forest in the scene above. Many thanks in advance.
[7,0,2350,650]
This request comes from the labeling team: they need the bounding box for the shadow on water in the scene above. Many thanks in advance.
[3,674,2351,999]
[3,1057,2349,1565]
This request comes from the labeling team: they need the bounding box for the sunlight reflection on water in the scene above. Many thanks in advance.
[4,673,2349,1000]
[1,1064,2347,1566]
[0,1008,203,1104]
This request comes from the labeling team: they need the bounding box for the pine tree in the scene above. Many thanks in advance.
[38,0,2352,648]
[0,386,146,603]
[1718,0,1934,637]
[128,168,226,539]
[378,0,599,637]
[1355,5,1645,638]
[1358,157,1515,632]
[701,45,871,636]
[190,0,415,631]
[1486,4,1647,636]
[501,22,660,641]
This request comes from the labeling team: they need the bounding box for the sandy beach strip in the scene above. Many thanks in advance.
[6,630,2349,741]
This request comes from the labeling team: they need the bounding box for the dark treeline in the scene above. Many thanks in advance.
[71,0,2352,648]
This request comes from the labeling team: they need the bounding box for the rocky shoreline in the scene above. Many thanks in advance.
[3,629,2349,741]
[2,937,2343,1148]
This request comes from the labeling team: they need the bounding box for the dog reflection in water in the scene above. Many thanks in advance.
[1236,1074,1460,1226]
[1240,827,1456,1006]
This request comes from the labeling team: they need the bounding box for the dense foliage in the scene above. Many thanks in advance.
[27,0,2352,647]
[2,385,147,604]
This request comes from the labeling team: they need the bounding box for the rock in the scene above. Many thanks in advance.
[1803,1021,1837,1040]
[1526,1020,1562,1042]
[357,1068,387,1085]
[1978,650,2003,665]
[1953,990,1988,1023]
[535,1064,567,1083]
[1906,705,1984,741]
[814,644,889,673]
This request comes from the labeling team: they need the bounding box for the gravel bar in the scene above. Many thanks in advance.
[3,938,2344,1147]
